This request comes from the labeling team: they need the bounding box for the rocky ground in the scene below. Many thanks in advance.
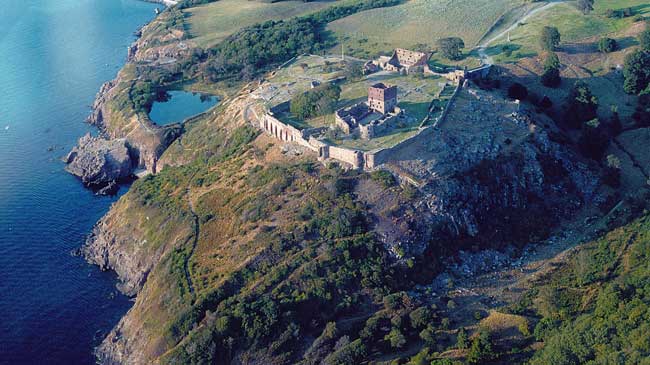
[64,133,132,194]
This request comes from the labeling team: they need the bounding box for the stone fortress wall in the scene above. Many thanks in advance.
[252,51,486,171]
[256,80,464,170]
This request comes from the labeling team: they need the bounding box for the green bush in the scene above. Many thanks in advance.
[598,37,618,53]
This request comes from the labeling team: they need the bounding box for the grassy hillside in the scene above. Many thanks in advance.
[185,0,345,48]
[326,0,521,58]
[488,0,650,62]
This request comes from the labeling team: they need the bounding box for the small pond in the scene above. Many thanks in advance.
[148,90,218,125]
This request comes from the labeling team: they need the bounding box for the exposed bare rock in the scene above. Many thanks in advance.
[65,133,132,188]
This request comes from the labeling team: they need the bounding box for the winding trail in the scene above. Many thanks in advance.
[182,178,201,298]
[476,1,565,65]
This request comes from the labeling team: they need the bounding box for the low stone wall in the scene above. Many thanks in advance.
[326,145,364,169]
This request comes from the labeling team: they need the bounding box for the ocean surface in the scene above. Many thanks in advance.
[149,90,218,125]
[0,1,157,363]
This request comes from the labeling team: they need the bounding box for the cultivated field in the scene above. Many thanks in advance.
[326,0,521,58]
[185,0,340,48]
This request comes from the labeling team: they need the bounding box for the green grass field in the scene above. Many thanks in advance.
[488,1,650,63]
[326,0,521,58]
[185,0,340,48]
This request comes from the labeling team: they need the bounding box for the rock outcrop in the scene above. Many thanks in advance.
[65,133,133,188]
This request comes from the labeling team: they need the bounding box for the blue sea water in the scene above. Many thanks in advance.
[149,90,218,125]
[0,0,158,363]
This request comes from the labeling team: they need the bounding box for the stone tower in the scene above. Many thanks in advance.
[367,83,397,115]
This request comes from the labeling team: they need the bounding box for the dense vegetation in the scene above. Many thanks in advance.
[436,37,465,61]
[194,0,403,82]
[527,214,650,365]
[290,83,341,120]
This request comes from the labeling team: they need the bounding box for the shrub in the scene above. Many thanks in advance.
[564,81,598,129]
[384,328,407,349]
[437,37,465,60]
[409,306,433,330]
[598,37,618,53]
[576,0,594,15]
[603,154,622,188]
[624,50,650,94]
[640,28,650,51]
[457,327,468,349]
[540,26,561,51]
[467,329,494,364]
[370,170,396,188]
[507,83,528,100]
[541,52,561,87]
[290,84,341,120]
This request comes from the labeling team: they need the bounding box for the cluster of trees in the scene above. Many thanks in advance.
[198,0,401,81]
[529,215,650,365]
[290,83,341,120]
[437,37,465,61]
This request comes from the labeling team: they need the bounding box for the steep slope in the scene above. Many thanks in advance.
[82,73,602,363]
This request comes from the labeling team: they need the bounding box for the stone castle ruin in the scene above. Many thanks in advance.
[251,50,497,171]
[334,83,406,140]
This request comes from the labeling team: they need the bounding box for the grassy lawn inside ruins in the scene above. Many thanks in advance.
[254,55,455,150]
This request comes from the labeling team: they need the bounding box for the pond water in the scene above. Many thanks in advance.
[148,90,218,125]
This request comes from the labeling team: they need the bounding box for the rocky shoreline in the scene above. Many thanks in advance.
[64,2,187,193]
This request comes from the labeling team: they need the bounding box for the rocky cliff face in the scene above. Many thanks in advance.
[369,86,598,256]
[65,133,133,190]
[69,7,190,183]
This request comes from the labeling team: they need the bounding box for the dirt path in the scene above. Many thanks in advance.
[476,1,565,65]
[183,178,201,298]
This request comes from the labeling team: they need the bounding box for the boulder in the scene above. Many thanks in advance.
[65,133,133,187]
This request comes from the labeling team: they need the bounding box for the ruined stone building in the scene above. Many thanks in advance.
[372,48,430,74]
[335,83,405,140]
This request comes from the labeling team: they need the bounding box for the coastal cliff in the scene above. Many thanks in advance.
[81,75,599,363]
[66,6,190,187]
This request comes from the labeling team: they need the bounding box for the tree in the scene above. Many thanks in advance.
[409,306,433,330]
[598,37,618,53]
[579,118,610,160]
[467,329,494,364]
[577,0,594,14]
[623,50,650,94]
[419,325,437,346]
[603,154,622,188]
[540,26,561,51]
[457,328,468,349]
[607,107,623,136]
[633,93,650,127]
[564,81,599,129]
[384,328,407,349]
[290,84,341,119]
[437,37,465,60]
[639,28,650,51]
[541,51,561,87]
[508,83,528,100]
